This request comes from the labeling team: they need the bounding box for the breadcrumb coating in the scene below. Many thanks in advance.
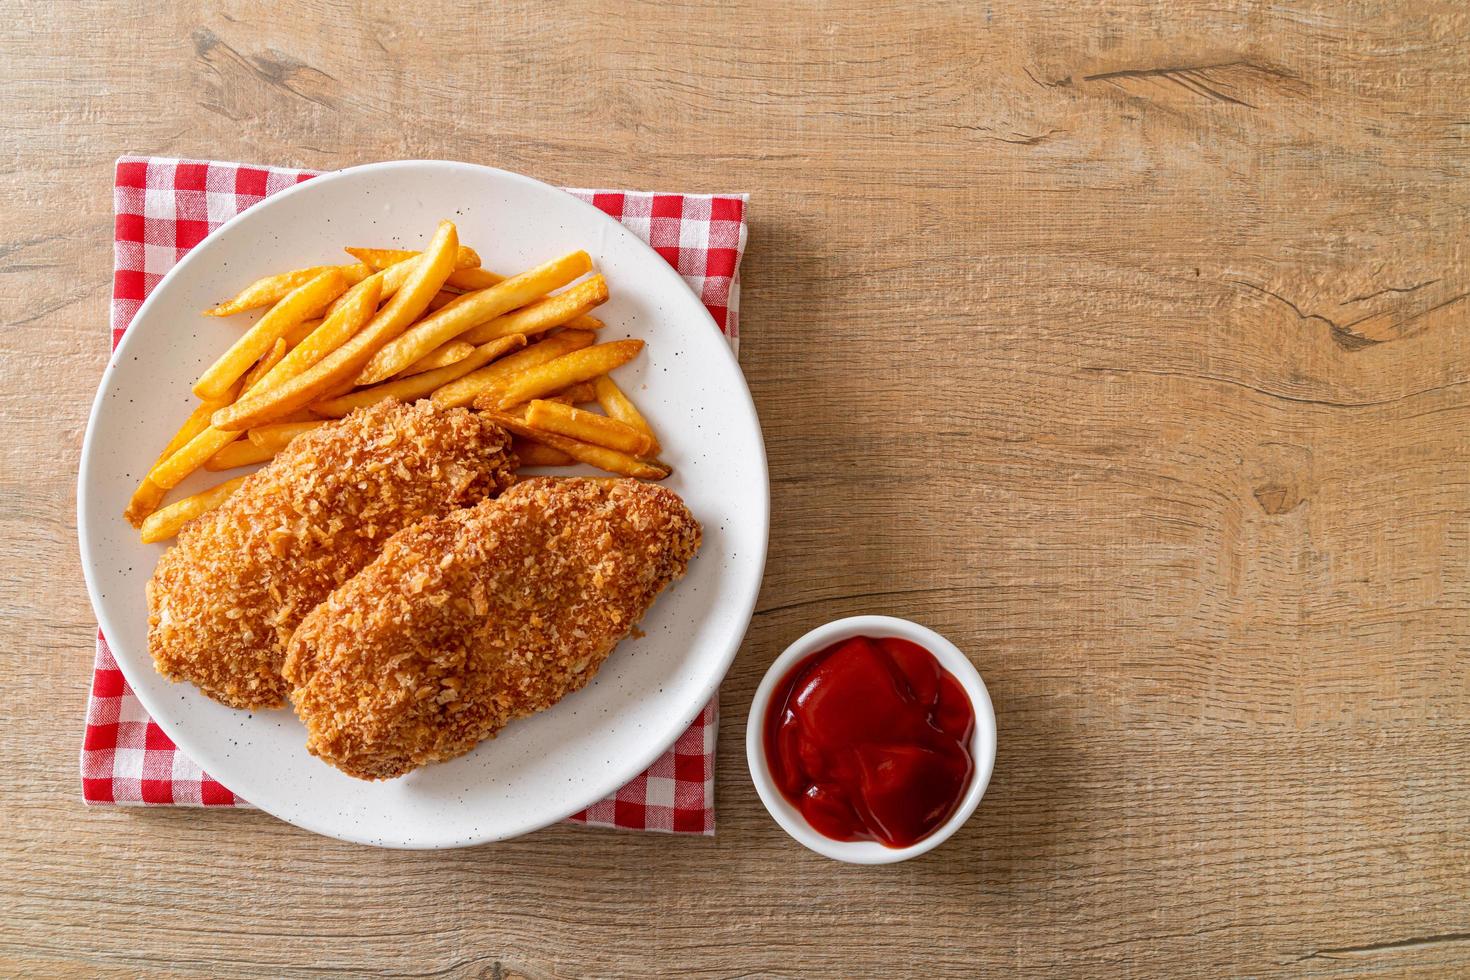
[147,400,516,710]
[284,477,702,780]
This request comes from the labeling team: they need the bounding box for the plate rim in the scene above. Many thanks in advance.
[76,158,769,847]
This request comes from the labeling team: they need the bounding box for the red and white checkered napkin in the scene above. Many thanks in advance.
[82,156,748,836]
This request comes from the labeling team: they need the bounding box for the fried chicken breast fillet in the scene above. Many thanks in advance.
[283,477,702,780]
[147,400,516,710]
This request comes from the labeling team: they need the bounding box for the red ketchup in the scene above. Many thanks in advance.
[764,635,975,848]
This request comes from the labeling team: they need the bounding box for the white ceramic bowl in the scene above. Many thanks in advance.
[745,615,996,864]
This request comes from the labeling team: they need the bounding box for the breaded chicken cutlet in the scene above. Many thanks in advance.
[284,477,701,780]
[147,400,516,710]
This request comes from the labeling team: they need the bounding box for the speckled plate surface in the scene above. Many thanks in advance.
[77,160,768,848]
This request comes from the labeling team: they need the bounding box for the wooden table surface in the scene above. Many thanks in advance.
[4,2,1469,976]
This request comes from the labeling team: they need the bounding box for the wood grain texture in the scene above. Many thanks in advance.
[3,0,1469,976]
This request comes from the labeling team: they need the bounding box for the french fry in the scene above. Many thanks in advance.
[355,250,593,386]
[345,245,482,272]
[243,275,382,397]
[426,290,461,312]
[323,277,375,320]
[348,255,534,295]
[148,426,243,490]
[503,382,593,414]
[512,437,575,467]
[162,400,230,461]
[460,275,609,345]
[124,480,169,527]
[282,317,323,348]
[123,389,237,526]
[204,440,277,471]
[202,264,369,317]
[240,337,288,393]
[479,411,670,480]
[139,477,248,544]
[489,339,643,411]
[155,277,381,486]
[446,267,505,291]
[430,329,597,409]
[306,266,371,317]
[592,374,660,454]
[248,420,325,451]
[370,259,420,308]
[311,335,526,417]
[397,340,474,377]
[150,269,386,487]
[211,220,458,431]
[524,400,656,456]
[193,269,347,401]
[550,381,597,405]
[315,379,357,404]
[149,355,338,487]
[320,246,475,319]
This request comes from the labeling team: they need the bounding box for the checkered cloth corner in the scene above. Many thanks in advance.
[84,156,747,837]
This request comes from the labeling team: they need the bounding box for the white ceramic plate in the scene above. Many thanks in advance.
[77,160,768,848]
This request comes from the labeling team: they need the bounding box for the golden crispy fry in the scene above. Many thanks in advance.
[311,335,526,418]
[248,420,325,451]
[397,340,475,377]
[550,381,597,405]
[371,259,419,307]
[524,400,656,456]
[427,290,461,312]
[204,266,332,318]
[356,250,593,385]
[315,379,357,404]
[282,317,323,347]
[323,279,371,320]
[139,476,249,544]
[305,273,368,318]
[460,275,609,345]
[193,269,347,401]
[503,383,592,415]
[149,427,243,490]
[430,329,597,409]
[446,267,505,291]
[211,221,458,431]
[479,411,670,480]
[240,337,288,393]
[490,339,643,411]
[123,389,238,526]
[124,480,169,527]
[512,437,575,467]
[162,400,229,461]
[345,245,482,272]
[592,374,660,454]
[242,275,382,399]
[204,439,277,471]
[154,261,392,486]
[202,264,370,317]
[158,276,380,488]
[320,246,474,319]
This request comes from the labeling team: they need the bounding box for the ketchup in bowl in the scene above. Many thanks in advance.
[762,634,976,848]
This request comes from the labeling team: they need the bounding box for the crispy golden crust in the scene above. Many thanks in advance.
[284,477,702,780]
[147,400,516,710]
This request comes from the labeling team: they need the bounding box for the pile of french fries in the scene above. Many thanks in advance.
[126,220,668,544]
